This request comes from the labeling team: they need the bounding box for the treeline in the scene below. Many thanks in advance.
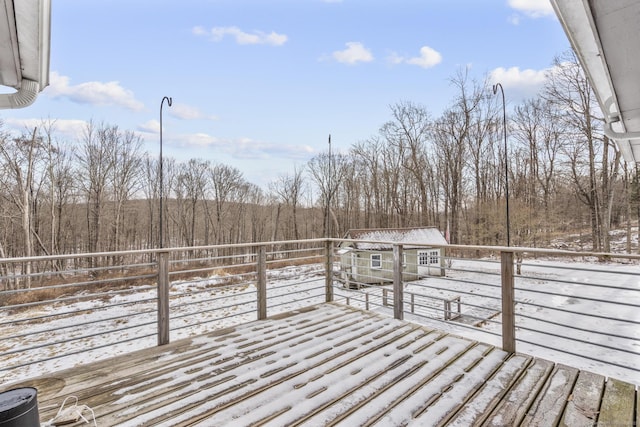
[1,50,639,262]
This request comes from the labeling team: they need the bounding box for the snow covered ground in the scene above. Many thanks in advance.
[0,265,328,384]
[334,257,640,384]
[1,258,639,386]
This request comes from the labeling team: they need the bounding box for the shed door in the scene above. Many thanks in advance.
[417,250,440,276]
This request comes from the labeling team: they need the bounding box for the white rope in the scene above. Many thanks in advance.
[41,395,97,426]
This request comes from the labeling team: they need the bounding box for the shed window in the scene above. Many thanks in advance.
[371,254,382,269]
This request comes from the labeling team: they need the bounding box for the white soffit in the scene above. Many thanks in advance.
[551,0,640,162]
[0,0,50,108]
[0,0,21,88]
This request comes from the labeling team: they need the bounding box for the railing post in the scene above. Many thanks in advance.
[325,240,334,303]
[157,250,170,346]
[393,244,404,320]
[257,245,267,320]
[501,250,516,353]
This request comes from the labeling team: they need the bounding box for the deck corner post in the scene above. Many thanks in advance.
[501,250,516,353]
[257,245,267,320]
[157,250,170,346]
[393,244,404,320]
[325,239,334,303]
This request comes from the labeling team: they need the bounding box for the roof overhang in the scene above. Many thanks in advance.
[0,0,50,109]
[551,0,640,162]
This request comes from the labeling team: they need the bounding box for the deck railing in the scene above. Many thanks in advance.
[1,239,639,385]
[333,241,640,384]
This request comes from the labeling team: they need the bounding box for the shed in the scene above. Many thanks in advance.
[338,227,448,287]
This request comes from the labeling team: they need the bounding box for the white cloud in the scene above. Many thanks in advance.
[406,46,442,69]
[332,42,374,65]
[169,133,313,160]
[234,138,314,160]
[387,52,404,65]
[4,118,88,139]
[138,120,160,134]
[44,72,144,111]
[489,66,550,98]
[508,0,554,18]
[169,103,218,121]
[388,45,442,69]
[192,26,208,37]
[193,26,287,46]
[49,119,90,137]
[181,133,221,147]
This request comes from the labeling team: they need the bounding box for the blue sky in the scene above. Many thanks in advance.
[2,0,569,186]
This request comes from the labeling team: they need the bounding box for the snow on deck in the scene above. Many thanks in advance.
[3,303,637,426]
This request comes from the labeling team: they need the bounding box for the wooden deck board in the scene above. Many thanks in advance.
[483,358,554,425]
[560,370,605,426]
[2,303,637,426]
[598,377,636,427]
[520,364,579,426]
[444,354,532,426]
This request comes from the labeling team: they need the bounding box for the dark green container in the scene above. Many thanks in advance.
[0,388,39,427]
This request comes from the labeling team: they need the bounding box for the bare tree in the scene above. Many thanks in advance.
[142,155,160,249]
[0,127,44,287]
[37,120,77,262]
[247,184,268,243]
[511,98,567,245]
[382,101,436,225]
[109,130,143,251]
[210,163,245,244]
[307,151,348,237]
[173,159,209,247]
[268,166,305,241]
[544,50,619,251]
[76,122,115,259]
[464,84,501,245]
[350,137,384,228]
[432,70,484,243]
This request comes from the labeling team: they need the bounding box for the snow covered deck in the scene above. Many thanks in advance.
[6,303,638,426]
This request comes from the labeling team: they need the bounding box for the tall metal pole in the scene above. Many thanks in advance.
[493,83,510,246]
[327,134,332,239]
[159,96,172,249]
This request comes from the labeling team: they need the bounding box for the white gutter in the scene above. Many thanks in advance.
[0,0,50,110]
[604,120,640,141]
[0,79,40,108]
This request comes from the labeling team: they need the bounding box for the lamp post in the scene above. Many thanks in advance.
[493,83,510,247]
[327,134,332,239]
[159,96,172,248]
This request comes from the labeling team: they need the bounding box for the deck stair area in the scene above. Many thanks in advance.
[5,303,637,426]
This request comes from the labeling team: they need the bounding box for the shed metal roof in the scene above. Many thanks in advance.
[343,227,447,250]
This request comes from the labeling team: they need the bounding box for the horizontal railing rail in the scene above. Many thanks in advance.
[1,238,639,385]
[331,240,640,384]
[0,239,329,383]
